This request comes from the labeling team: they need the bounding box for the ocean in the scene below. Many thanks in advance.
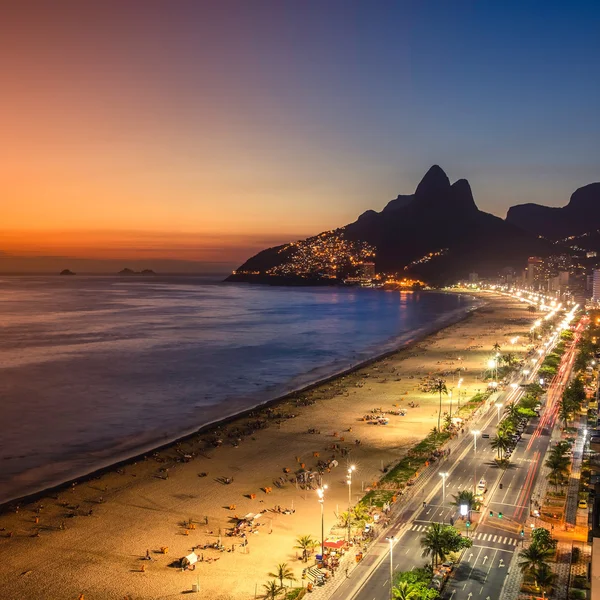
[0,276,477,504]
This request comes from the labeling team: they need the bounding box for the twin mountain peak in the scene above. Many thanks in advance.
[229,165,600,284]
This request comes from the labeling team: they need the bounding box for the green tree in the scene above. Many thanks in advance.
[262,580,283,600]
[452,490,481,513]
[518,544,553,587]
[420,523,447,568]
[268,563,295,589]
[503,402,520,423]
[531,527,557,552]
[534,563,554,599]
[392,581,420,600]
[294,535,316,562]
[430,379,448,432]
[502,352,518,367]
[493,342,501,354]
[544,452,570,489]
[393,570,438,600]
[420,523,471,569]
[528,304,536,313]
[491,431,511,460]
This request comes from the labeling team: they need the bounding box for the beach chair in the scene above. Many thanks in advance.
[249,493,256,499]
[313,452,319,457]
[229,505,236,510]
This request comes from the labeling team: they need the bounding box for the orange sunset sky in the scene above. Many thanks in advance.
[2,2,598,272]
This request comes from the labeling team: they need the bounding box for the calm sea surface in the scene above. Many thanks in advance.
[0,276,477,503]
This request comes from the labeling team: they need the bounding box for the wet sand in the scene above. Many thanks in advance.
[0,292,532,600]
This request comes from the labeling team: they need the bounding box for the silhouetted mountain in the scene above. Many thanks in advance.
[228,166,554,285]
[506,182,600,240]
[59,269,76,276]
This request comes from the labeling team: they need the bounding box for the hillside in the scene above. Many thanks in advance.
[228,166,554,285]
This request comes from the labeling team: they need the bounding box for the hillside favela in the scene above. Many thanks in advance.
[2,3,600,600]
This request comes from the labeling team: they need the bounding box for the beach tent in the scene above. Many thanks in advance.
[243,513,262,522]
[324,539,346,549]
[180,552,198,568]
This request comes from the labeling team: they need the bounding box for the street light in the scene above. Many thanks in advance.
[317,484,328,558]
[439,472,449,507]
[495,402,503,423]
[385,536,395,600]
[346,465,356,542]
[472,430,480,492]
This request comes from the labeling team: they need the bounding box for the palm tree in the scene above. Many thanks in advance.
[498,418,516,437]
[493,342,501,354]
[443,413,453,431]
[392,581,420,600]
[420,522,448,568]
[502,352,518,367]
[534,563,554,598]
[351,504,370,525]
[491,432,511,460]
[431,378,448,432]
[518,544,553,587]
[294,535,316,563]
[268,563,295,589]
[545,453,570,489]
[558,399,571,427]
[262,580,283,600]
[503,401,520,423]
[452,490,480,513]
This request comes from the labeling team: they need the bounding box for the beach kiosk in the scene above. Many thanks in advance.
[180,552,198,570]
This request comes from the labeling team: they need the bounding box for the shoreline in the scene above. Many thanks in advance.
[0,292,481,510]
[0,292,534,600]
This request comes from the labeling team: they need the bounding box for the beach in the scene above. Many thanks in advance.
[0,292,531,600]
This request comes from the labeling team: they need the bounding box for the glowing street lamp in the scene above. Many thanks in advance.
[495,402,503,423]
[385,536,395,600]
[317,484,328,558]
[472,430,480,492]
[439,472,449,506]
[346,466,356,541]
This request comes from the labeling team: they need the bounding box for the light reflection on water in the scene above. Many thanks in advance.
[0,276,475,502]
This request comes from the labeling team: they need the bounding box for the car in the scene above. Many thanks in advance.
[482,433,490,439]
[579,499,588,509]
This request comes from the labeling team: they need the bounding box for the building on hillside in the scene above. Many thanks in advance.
[593,270,600,303]
[358,262,375,280]
[526,257,544,289]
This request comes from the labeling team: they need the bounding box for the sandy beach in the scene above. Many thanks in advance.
[0,292,533,600]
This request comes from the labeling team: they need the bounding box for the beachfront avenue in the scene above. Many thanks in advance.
[329,302,582,600]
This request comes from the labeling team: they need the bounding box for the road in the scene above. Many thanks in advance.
[329,317,583,600]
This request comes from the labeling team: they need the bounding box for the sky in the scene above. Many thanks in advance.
[1,0,599,272]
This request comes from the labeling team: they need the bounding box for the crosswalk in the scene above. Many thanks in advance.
[408,523,519,546]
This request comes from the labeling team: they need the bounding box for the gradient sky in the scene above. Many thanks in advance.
[2,1,599,271]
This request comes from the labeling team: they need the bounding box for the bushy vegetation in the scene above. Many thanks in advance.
[393,568,439,599]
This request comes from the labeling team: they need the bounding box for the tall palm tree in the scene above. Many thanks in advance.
[262,580,283,600]
[534,563,554,599]
[420,522,448,568]
[503,402,520,423]
[268,563,295,589]
[392,581,420,600]
[544,453,570,489]
[493,342,501,354]
[294,535,316,563]
[502,352,517,367]
[558,399,571,427]
[431,378,448,432]
[452,490,480,513]
[491,432,511,460]
[518,544,553,587]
